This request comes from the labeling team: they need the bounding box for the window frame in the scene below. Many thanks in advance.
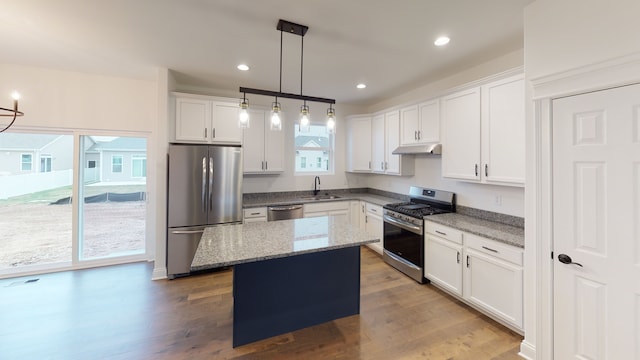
[293,123,335,175]
[131,155,147,178]
[20,153,33,171]
[111,155,123,173]
[40,154,52,173]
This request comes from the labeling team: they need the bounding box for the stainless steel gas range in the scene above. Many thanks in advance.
[382,186,456,283]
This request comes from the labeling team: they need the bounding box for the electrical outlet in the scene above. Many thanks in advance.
[494,195,502,206]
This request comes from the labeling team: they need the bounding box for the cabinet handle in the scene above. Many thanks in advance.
[485,164,488,177]
[417,130,421,140]
[212,128,216,138]
[414,130,418,140]
[204,128,207,138]
[362,204,365,212]
[381,162,384,170]
[435,230,447,236]
[475,164,478,177]
[369,161,371,169]
[466,255,470,268]
[481,246,498,253]
[261,161,264,170]
[250,212,260,216]
[385,162,388,170]
[365,215,368,224]
[457,251,460,264]
[265,161,268,171]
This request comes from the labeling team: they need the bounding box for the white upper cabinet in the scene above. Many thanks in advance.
[481,74,525,185]
[400,99,440,146]
[242,109,284,174]
[346,115,372,172]
[174,94,243,145]
[371,114,386,173]
[441,87,482,181]
[371,111,413,176]
[441,74,525,186]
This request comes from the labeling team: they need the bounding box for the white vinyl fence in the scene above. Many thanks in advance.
[0,170,73,199]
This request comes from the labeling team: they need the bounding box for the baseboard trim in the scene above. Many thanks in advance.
[518,340,536,360]
[151,266,167,280]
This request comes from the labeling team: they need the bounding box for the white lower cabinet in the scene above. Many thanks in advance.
[424,220,523,332]
[424,223,464,297]
[364,202,383,254]
[243,207,267,223]
[303,201,349,223]
[463,233,523,330]
[349,201,360,227]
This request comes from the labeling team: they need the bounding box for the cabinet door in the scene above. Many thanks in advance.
[349,201,360,227]
[425,234,463,296]
[418,99,440,144]
[400,105,419,145]
[358,202,367,231]
[464,247,523,329]
[211,102,243,144]
[481,75,525,185]
[175,97,210,142]
[264,114,285,172]
[365,211,383,255]
[242,109,266,173]
[384,110,401,174]
[347,116,372,172]
[441,87,481,181]
[371,114,386,173]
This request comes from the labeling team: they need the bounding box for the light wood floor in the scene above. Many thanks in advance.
[0,248,523,360]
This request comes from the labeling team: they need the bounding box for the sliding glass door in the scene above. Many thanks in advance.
[0,132,147,278]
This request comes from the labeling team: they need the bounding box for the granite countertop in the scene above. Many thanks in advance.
[243,192,398,208]
[425,213,524,248]
[191,216,379,271]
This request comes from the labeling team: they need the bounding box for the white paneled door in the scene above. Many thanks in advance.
[552,83,640,359]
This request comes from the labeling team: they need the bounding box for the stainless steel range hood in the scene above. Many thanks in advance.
[392,143,442,155]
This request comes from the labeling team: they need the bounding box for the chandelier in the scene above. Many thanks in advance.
[0,92,23,133]
[239,19,336,133]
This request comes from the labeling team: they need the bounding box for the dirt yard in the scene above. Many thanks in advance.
[0,201,145,268]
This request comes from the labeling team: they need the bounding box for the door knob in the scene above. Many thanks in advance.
[558,253,583,267]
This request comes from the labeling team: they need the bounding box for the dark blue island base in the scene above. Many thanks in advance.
[232,246,361,347]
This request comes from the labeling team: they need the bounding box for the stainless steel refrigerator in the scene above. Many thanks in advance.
[167,144,242,279]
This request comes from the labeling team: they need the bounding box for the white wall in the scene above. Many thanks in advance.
[363,50,526,217]
[525,0,640,80]
[0,63,156,132]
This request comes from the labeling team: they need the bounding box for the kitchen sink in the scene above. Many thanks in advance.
[299,195,341,201]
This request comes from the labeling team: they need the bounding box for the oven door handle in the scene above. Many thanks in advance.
[383,214,423,235]
[384,250,422,272]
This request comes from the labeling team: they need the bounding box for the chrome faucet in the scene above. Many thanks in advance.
[313,176,321,196]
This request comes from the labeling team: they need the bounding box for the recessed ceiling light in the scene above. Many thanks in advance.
[356,83,366,89]
[434,36,450,46]
[237,64,250,71]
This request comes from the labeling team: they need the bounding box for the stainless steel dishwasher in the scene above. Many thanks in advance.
[267,204,304,221]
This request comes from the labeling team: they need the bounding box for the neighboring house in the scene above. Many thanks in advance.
[295,135,330,172]
[0,134,73,175]
[85,137,147,183]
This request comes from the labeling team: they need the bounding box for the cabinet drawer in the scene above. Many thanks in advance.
[424,221,463,245]
[366,203,382,215]
[243,207,267,218]
[465,233,523,266]
[304,201,349,214]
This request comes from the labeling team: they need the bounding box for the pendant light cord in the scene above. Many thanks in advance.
[279,29,283,94]
[300,35,304,96]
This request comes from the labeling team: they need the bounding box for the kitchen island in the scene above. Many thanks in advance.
[191,216,379,347]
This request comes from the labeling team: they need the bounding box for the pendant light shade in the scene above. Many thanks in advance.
[238,96,250,128]
[270,102,282,131]
[326,106,336,134]
[299,104,310,132]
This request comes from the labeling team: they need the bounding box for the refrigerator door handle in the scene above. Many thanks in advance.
[209,156,214,211]
[201,156,207,213]
[171,229,205,235]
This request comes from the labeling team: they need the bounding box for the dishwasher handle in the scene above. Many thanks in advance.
[268,205,303,211]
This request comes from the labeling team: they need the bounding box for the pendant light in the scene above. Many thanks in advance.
[326,104,336,134]
[239,20,336,132]
[238,93,249,128]
[270,100,282,131]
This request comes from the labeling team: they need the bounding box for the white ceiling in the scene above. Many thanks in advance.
[0,0,534,106]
